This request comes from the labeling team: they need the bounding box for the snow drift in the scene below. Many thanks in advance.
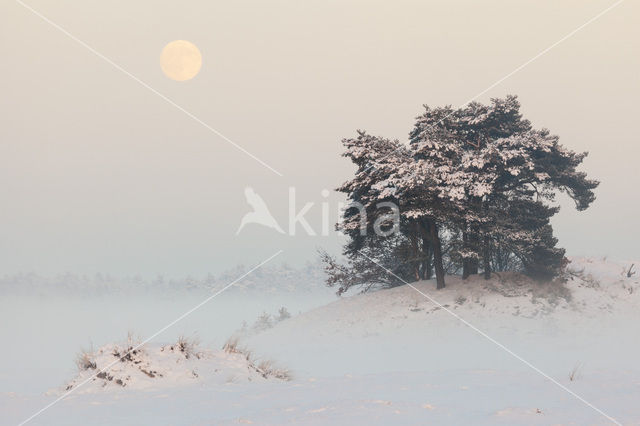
[243,256,640,376]
[5,257,639,425]
[56,336,290,395]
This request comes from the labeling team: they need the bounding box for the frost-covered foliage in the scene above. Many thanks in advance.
[319,235,417,295]
[0,261,329,296]
[325,95,598,292]
[277,307,291,321]
[234,307,294,336]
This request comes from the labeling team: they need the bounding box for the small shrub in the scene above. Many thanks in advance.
[455,295,467,305]
[176,335,200,359]
[76,351,96,371]
[222,338,241,354]
[276,307,291,321]
[252,312,273,332]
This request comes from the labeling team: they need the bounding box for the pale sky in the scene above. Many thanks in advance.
[1,0,638,277]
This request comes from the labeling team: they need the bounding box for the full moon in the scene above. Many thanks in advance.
[160,40,202,81]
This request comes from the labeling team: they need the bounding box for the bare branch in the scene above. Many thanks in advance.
[627,264,636,278]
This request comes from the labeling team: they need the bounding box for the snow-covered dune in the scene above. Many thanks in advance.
[4,257,640,425]
[231,256,640,424]
[245,257,638,343]
[55,337,289,395]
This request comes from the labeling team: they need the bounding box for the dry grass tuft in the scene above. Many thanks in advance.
[255,359,292,381]
[569,363,582,381]
[75,350,96,371]
[176,335,200,359]
[222,337,291,381]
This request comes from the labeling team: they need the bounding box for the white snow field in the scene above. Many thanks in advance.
[2,257,640,425]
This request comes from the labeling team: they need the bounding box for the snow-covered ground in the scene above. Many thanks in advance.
[2,257,640,425]
[58,337,290,395]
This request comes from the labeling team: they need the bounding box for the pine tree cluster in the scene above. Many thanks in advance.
[322,96,598,293]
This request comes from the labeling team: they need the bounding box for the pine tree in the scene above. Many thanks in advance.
[321,131,416,294]
[324,95,599,293]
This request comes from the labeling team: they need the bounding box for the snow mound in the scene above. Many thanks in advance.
[56,337,290,394]
[241,257,640,377]
[255,257,639,337]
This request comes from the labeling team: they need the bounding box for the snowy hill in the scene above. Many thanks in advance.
[247,257,636,334]
[4,257,640,425]
[224,256,640,424]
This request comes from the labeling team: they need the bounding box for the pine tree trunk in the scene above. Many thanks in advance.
[483,235,491,280]
[462,263,471,279]
[463,230,479,277]
[415,221,433,281]
[469,230,479,275]
[422,234,432,280]
[462,231,471,279]
[409,233,421,281]
[428,220,446,289]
